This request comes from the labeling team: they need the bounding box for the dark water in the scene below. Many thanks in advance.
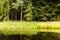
[0,32,60,40]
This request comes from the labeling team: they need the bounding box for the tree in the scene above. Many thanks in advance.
[12,0,24,21]
[24,0,33,21]
[0,0,10,21]
[0,0,60,21]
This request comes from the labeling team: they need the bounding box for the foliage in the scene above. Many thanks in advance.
[12,0,24,9]
[0,0,60,21]
[24,0,33,21]
[0,0,10,21]
[31,0,60,21]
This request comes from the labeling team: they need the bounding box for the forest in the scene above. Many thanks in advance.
[0,0,60,21]
[0,0,60,40]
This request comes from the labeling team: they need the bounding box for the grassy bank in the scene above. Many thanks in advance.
[0,21,60,35]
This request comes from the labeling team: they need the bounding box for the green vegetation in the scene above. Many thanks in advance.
[0,0,60,21]
[0,21,60,35]
[0,21,60,40]
[0,0,10,21]
[0,0,60,40]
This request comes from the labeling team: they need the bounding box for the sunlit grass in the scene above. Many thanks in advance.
[0,21,60,35]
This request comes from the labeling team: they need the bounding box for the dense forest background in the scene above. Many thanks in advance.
[0,0,60,21]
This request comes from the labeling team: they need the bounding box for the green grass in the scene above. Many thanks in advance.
[0,21,60,35]
[0,21,39,35]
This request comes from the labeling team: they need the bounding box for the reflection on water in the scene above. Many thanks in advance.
[0,32,60,40]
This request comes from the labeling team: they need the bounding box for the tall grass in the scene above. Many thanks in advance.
[0,21,60,35]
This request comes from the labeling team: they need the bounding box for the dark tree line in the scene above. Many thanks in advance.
[0,0,60,21]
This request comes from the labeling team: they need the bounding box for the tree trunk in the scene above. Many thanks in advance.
[20,4,23,21]
[7,0,9,21]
